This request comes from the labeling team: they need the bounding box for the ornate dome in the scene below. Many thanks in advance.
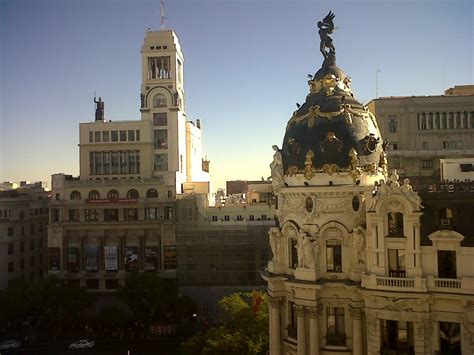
[272,12,387,187]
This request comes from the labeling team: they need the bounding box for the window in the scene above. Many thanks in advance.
[164,206,174,220]
[20,259,25,270]
[249,215,254,221]
[30,255,35,266]
[439,208,454,226]
[422,141,428,149]
[108,189,119,199]
[146,188,158,198]
[153,113,167,126]
[211,216,218,222]
[70,191,81,200]
[421,159,433,169]
[128,130,135,141]
[388,116,397,133]
[388,212,404,236]
[30,239,35,251]
[68,209,79,222]
[86,279,99,289]
[89,190,100,200]
[19,211,24,219]
[326,240,342,272]
[95,131,101,142]
[145,207,159,220]
[261,214,267,220]
[418,114,427,130]
[290,238,298,269]
[381,320,414,354]
[154,130,168,149]
[89,132,93,143]
[154,153,168,172]
[388,142,398,151]
[30,223,35,234]
[8,261,14,273]
[124,208,138,221]
[103,131,109,142]
[288,302,298,338]
[153,93,167,108]
[439,322,461,354]
[85,209,99,221]
[20,241,24,252]
[236,215,243,221]
[224,215,230,221]
[120,130,127,141]
[127,189,139,199]
[8,243,14,255]
[148,56,170,79]
[105,279,119,289]
[104,209,119,222]
[388,249,406,277]
[438,251,456,279]
[136,130,140,141]
[7,226,14,236]
[326,307,345,345]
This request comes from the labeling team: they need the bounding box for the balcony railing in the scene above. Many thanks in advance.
[434,278,461,289]
[377,276,414,288]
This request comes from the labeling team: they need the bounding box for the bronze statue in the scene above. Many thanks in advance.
[94,96,105,121]
[318,11,336,66]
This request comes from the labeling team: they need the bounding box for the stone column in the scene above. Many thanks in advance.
[297,305,306,355]
[307,307,320,355]
[351,308,364,355]
[366,312,380,355]
[269,297,282,355]
[414,222,421,270]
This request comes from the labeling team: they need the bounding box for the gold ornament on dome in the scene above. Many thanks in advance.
[322,74,337,95]
[348,148,361,181]
[308,79,323,94]
[363,162,378,175]
[320,164,339,175]
[287,165,299,176]
[304,149,315,179]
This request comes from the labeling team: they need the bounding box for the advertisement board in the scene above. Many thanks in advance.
[124,246,139,271]
[85,245,98,272]
[104,245,118,271]
[163,245,177,270]
[144,246,159,271]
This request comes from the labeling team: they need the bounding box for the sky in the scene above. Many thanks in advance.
[0,0,472,190]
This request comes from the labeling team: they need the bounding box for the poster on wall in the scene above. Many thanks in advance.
[104,245,118,271]
[163,245,177,270]
[124,246,139,271]
[144,246,159,271]
[85,245,98,272]
[67,247,80,272]
[48,247,60,270]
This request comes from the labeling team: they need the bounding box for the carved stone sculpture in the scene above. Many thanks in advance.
[270,145,284,191]
[268,227,284,264]
[352,226,366,265]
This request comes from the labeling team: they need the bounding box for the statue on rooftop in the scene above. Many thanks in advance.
[94,96,105,121]
[318,11,336,66]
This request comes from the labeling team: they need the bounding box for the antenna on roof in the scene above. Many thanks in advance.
[160,1,166,30]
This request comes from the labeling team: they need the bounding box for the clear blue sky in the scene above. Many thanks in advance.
[1,0,472,190]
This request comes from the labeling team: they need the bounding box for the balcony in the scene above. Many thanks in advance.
[362,274,427,292]
[427,276,474,294]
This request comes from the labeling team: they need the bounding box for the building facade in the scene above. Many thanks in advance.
[47,29,210,291]
[0,183,49,290]
[263,15,474,355]
[367,85,474,184]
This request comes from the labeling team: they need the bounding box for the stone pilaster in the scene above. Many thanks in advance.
[365,312,381,355]
[296,305,306,355]
[307,306,320,355]
[269,297,282,355]
[350,307,364,355]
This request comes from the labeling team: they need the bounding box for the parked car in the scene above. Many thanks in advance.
[69,339,95,349]
[0,339,21,349]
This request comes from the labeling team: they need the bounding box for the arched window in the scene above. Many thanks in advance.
[146,188,158,198]
[89,190,100,200]
[388,212,404,236]
[326,239,342,272]
[127,189,139,199]
[70,191,81,200]
[153,93,167,108]
[108,189,119,199]
[289,238,298,269]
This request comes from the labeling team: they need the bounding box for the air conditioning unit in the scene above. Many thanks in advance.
[440,219,451,226]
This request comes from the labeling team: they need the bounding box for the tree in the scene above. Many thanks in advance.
[117,272,179,323]
[182,290,268,355]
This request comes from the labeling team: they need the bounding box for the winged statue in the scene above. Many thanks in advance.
[318,11,336,65]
